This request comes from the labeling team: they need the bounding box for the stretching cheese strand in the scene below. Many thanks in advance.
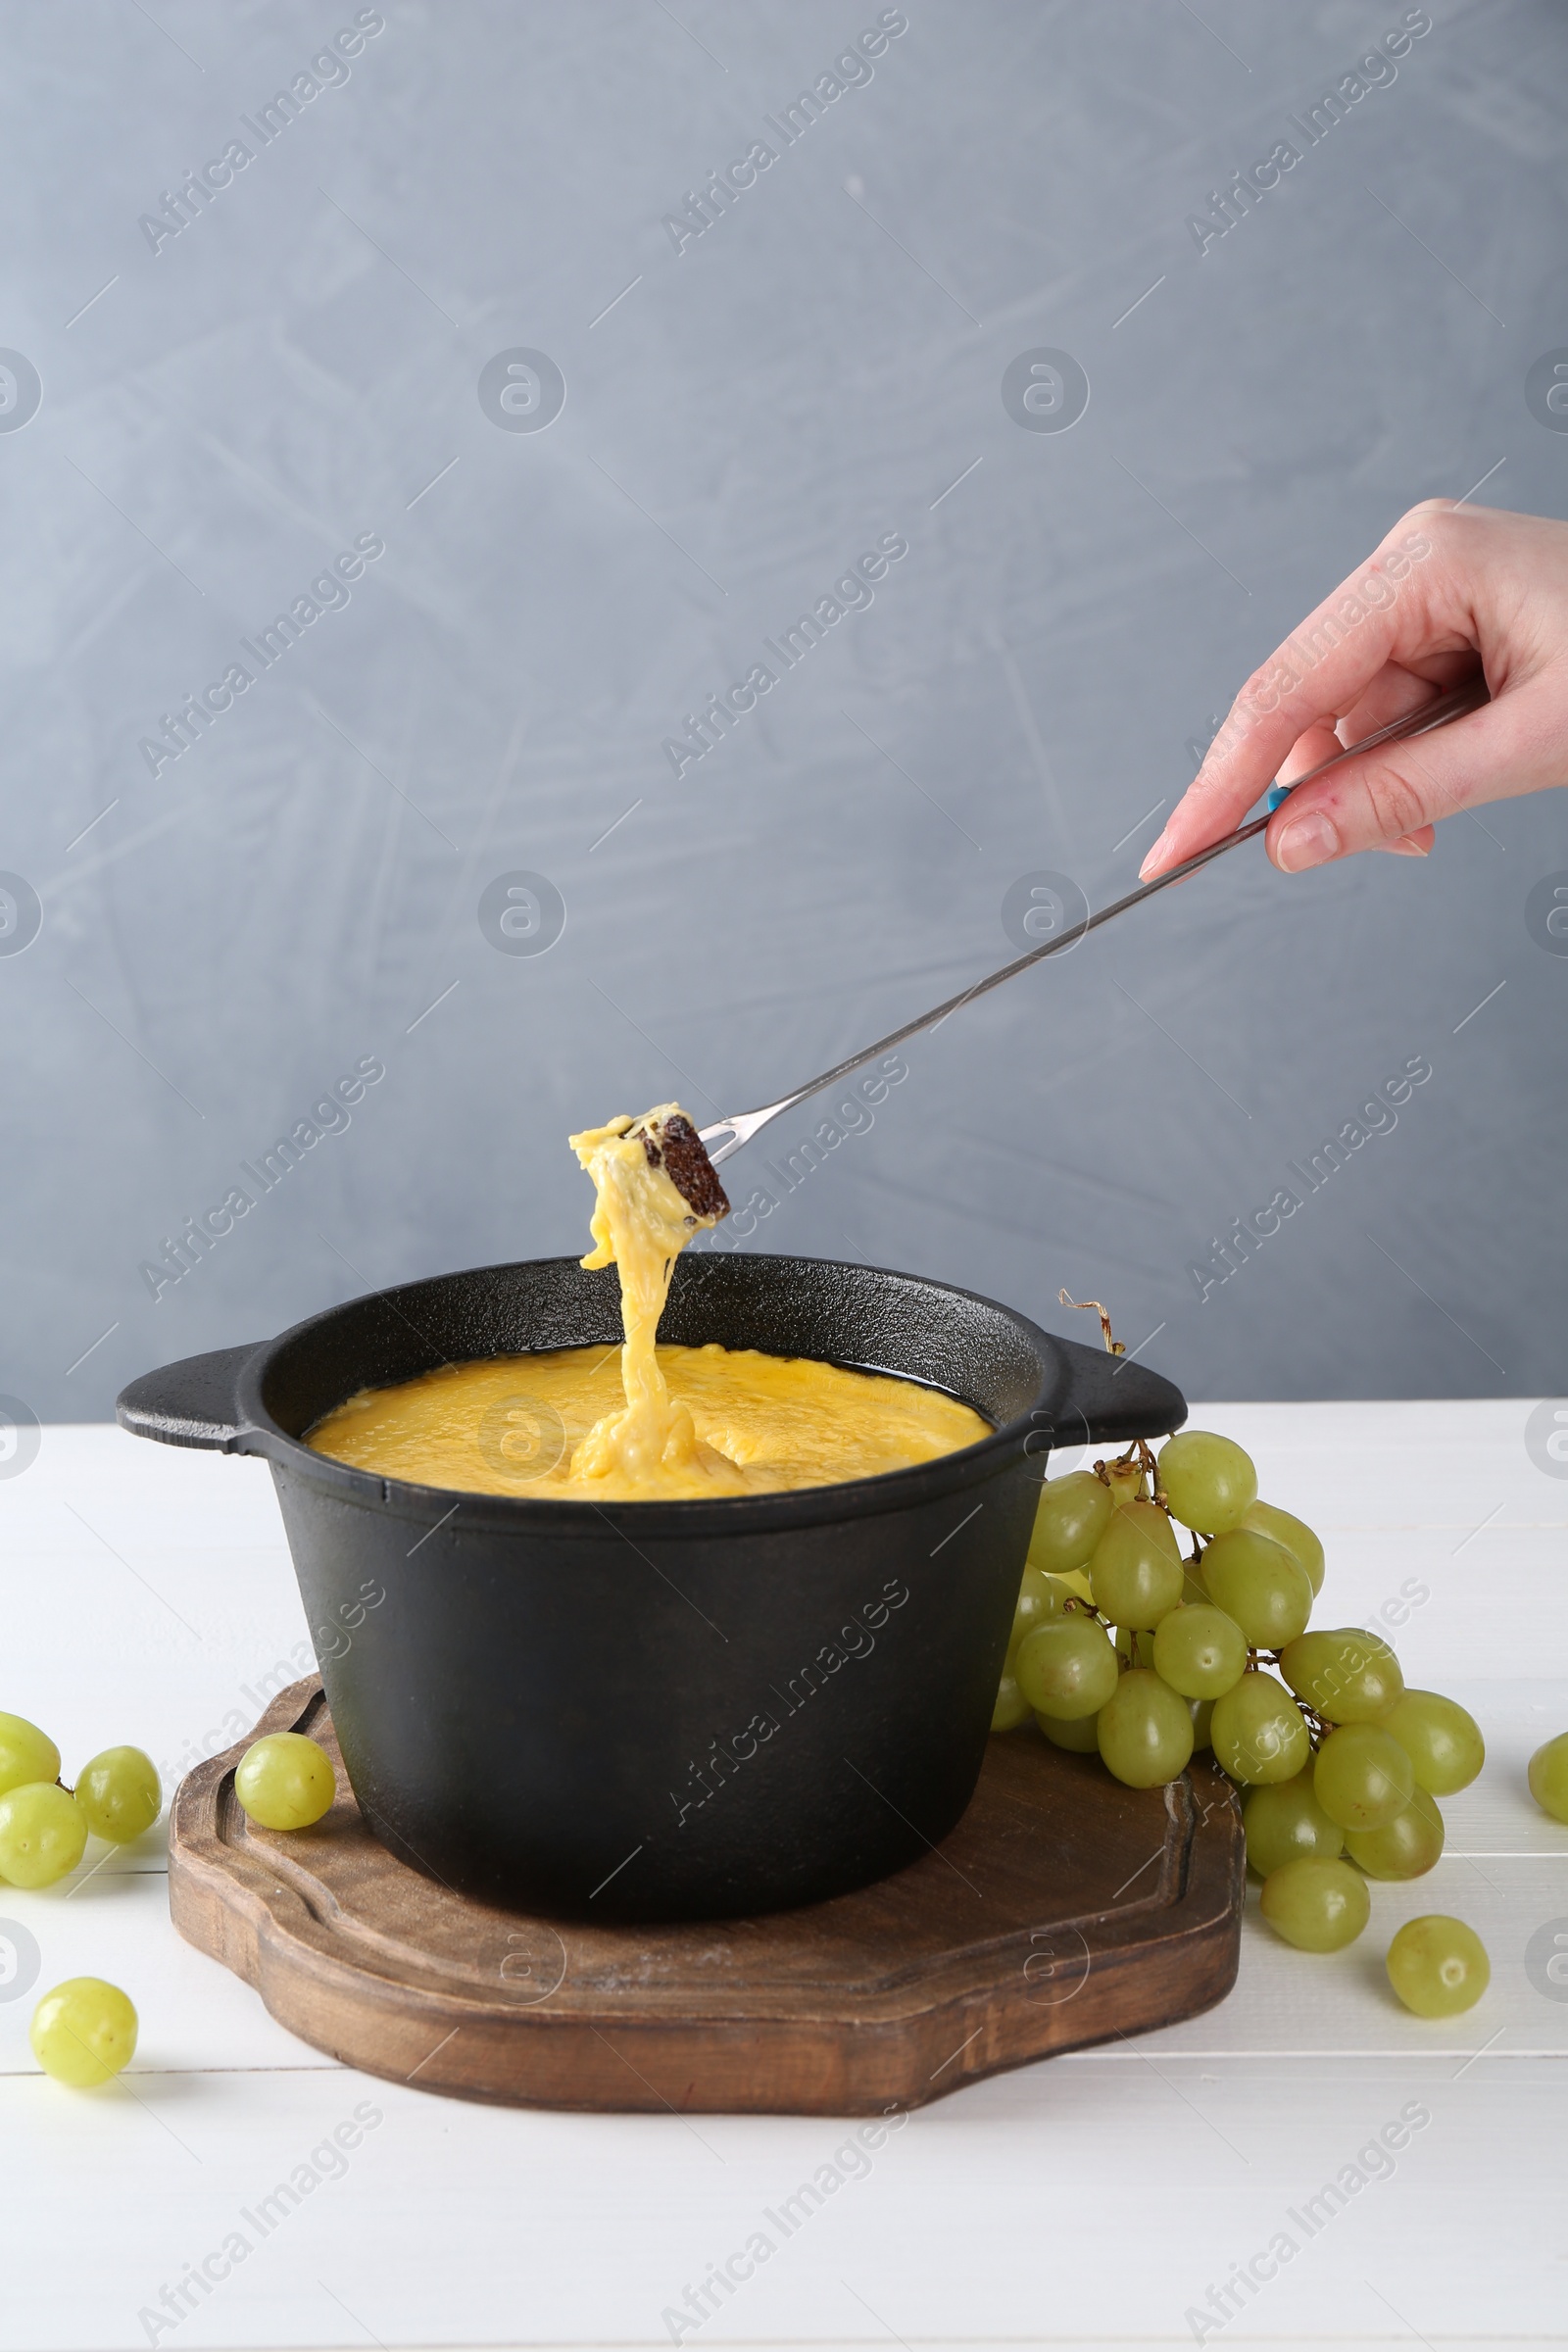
[567,1106,741,1493]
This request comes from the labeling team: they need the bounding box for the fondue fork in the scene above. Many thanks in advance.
[697,678,1488,1171]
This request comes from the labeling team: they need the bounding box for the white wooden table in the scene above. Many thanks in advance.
[3,1402,1566,2352]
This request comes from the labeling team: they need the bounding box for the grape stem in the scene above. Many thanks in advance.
[1091,1454,1141,1499]
[1297,1700,1331,1749]
[1132,1435,1168,1511]
[1093,1440,1159,1508]
[1244,1648,1329,1751]
[1058,1290,1126,1357]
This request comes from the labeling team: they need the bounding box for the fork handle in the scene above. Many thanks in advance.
[700,675,1490,1165]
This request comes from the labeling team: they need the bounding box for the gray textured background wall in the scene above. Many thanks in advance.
[3,0,1564,1426]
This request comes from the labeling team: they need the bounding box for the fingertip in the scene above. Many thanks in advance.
[1269,808,1340,874]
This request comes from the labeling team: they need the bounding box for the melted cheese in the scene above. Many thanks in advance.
[565,1105,732,1491]
[308,1342,991,1501]
[305,1098,990,1500]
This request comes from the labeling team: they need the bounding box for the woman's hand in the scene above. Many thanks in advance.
[1140,503,1568,879]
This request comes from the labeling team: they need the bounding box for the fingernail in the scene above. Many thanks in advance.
[1139,828,1174,880]
[1272,810,1339,872]
[1383,836,1431,858]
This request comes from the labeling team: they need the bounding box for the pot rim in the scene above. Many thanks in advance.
[238,1251,1078,1538]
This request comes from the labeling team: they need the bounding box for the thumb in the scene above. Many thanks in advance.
[1263,688,1541,870]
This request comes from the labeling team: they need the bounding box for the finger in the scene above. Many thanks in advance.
[1263,683,1555,871]
[1270,665,1463,830]
[1376,825,1435,858]
[1141,510,1468,877]
[1336,672,1454,859]
[1271,662,1461,797]
[1336,653,1475,747]
[1275,719,1343,787]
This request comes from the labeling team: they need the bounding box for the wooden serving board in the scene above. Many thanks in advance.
[169,1678,1244,2114]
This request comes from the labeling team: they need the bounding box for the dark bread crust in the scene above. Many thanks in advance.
[636,1111,730,1221]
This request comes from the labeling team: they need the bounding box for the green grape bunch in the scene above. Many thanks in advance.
[992,1384,1493,2006]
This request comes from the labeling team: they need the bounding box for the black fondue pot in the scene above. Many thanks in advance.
[118,1252,1186,1922]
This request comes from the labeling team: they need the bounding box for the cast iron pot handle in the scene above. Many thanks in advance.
[1032,1333,1187,1460]
[116,1345,268,1453]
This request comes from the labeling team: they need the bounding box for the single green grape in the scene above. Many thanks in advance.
[1386,1915,1490,2018]
[1006,1564,1074,1662]
[30,1978,138,2087]
[1345,1787,1445,1881]
[1188,1696,1215,1751]
[1280,1628,1403,1724]
[1259,1857,1370,1952]
[1243,1770,1345,1875]
[1209,1672,1311,1785]
[0,1712,60,1799]
[1156,1431,1257,1535]
[233,1733,337,1831]
[1528,1731,1568,1825]
[1313,1723,1414,1833]
[1152,1602,1248,1699]
[1241,1499,1325,1595]
[1387,1690,1485,1796]
[1035,1707,1101,1753]
[1136,1499,1180,1559]
[991,1672,1033,1733]
[1200,1528,1313,1649]
[1014,1617,1120,1722]
[1102,1458,1145,1510]
[0,1784,88,1887]
[1096,1669,1195,1788]
[1089,1500,1183,1630]
[1027,1471,1115,1577]
[74,1747,162,1844]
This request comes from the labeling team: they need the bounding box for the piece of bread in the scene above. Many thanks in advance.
[631,1108,730,1222]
